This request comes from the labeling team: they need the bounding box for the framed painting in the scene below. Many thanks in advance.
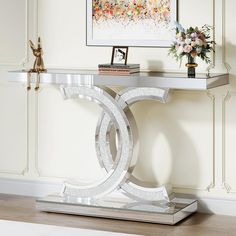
[87,0,178,47]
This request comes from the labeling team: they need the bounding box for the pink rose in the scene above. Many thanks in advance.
[191,32,197,38]
[184,45,193,53]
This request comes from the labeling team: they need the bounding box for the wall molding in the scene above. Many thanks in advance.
[222,91,231,192]
[223,91,236,193]
[34,88,68,178]
[212,0,230,73]
[0,0,38,176]
[206,0,216,72]
[171,91,215,192]
[221,0,231,72]
[0,0,29,67]
[206,91,216,191]
[0,86,28,176]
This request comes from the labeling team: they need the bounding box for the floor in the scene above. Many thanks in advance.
[0,194,236,236]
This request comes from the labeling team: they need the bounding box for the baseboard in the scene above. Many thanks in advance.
[197,197,236,216]
[0,178,236,216]
[0,178,62,197]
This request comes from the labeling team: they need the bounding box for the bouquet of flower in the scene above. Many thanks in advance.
[169,23,214,64]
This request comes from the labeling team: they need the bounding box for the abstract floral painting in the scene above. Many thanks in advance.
[87,0,177,47]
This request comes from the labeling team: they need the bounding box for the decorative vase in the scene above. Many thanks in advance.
[186,55,198,78]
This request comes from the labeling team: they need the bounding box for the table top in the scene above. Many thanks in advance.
[8,69,229,90]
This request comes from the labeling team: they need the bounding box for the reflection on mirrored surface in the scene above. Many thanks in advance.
[22,69,226,79]
[9,70,229,90]
[39,194,197,215]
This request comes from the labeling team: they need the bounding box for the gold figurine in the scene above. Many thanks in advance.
[29,37,46,73]
[27,37,46,91]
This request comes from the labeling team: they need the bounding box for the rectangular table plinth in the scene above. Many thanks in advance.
[36,194,197,225]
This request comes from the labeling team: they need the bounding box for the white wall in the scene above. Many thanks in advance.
[0,0,28,176]
[1,0,236,215]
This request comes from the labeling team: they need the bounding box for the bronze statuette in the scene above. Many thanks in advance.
[27,37,46,91]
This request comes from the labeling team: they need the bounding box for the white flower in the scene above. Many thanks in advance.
[177,39,185,46]
[170,23,213,64]
[177,45,184,55]
[184,45,193,53]
[196,47,202,54]
[177,32,182,38]
[191,32,197,38]
[176,36,184,44]
[185,38,192,45]
[195,38,203,46]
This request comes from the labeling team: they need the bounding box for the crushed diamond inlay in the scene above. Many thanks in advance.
[60,86,170,202]
[96,87,171,201]
[61,86,133,198]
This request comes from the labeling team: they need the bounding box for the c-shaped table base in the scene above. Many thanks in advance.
[36,86,197,225]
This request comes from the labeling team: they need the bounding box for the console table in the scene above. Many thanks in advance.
[8,70,229,225]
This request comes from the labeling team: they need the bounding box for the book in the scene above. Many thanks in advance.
[99,66,140,75]
[99,71,139,75]
[98,63,140,69]
[99,68,140,73]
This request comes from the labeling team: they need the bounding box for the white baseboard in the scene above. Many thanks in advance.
[0,178,236,217]
[197,197,236,216]
[0,178,62,197]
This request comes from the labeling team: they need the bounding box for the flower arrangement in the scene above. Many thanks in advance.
[169,22,214,64]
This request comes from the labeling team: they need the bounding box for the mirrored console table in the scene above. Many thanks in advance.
[9,70,228,90]
[8,70,229,225]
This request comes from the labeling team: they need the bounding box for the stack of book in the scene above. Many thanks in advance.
[98,64,140,75]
